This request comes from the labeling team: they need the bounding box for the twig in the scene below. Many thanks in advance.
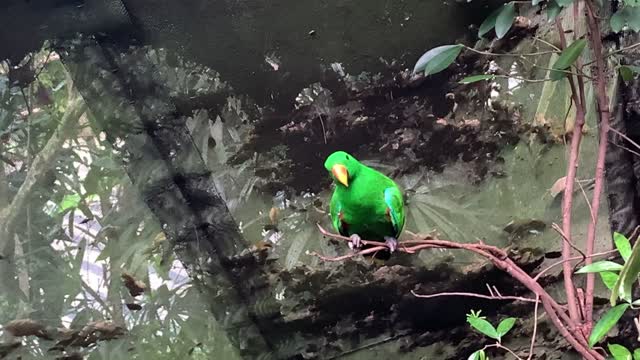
[527,294,540,360]
[551,223,587,263]
[533,249,618,282]
[0,96,86,256]
[583,0,611,328]
[411,290,539,303]
[482,343,524,360]
[556,17,586,325]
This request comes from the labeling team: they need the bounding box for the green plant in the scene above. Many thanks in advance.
[466,310,518,359]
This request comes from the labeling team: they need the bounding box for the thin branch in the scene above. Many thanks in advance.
[411,290,539,303]
[583,0,611,328]
[482,343,524,360]
[527,294,540,360]
[0,96,87,256]
[555,17,586,325]
[533,249,618,282]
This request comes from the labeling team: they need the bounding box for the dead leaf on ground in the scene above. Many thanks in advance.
[121,272,146,297]
[549,176,567,198]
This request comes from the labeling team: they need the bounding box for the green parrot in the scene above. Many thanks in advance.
[323,151,405,256]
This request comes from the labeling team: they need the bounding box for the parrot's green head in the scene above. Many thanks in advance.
[324,151,361,188]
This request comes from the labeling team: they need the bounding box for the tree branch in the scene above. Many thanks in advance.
[0,95,86,256]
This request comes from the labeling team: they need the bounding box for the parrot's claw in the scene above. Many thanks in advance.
[349,234,362,250]
[384,236,398,253]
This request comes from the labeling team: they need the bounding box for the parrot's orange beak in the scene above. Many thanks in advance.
[331,164,349,187]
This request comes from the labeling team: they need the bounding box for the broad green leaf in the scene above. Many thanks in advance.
[496,317,516,338]
[609,343,632,360]
[58,193,82,213]
[611,7,640,32]
[576,260,624,274]
[614,232,632,261]
[479,6,503,38]
[551,39,587,81]
[621,66,635,82]
[633,348,640,360]
[601,271,620,290]
[620,65,640,83]
[467,315,499,340]
[547,0,562,22]
[495,3,516,39]
[413,44,463,76]
[612,236,640,305]
[468,350,487,360]
[589,303,630,347]
[612,11,626,33]
[459,74,496,84]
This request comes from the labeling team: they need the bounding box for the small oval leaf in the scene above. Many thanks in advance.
[576,261,624,274]
[601,271,620,290]
[495,3,516,39]
[589,303,630,347]
[612,236,640,305]
[551,39,587,80]
[547,0,562,22]
[479,6,502,38]
[459,74,496,84]
[468,349,487,360]
[621,66,635,82]
[611,11,626,33]
[413,44,463,76]
[496,317,517,337]
[633,348,640,360]
[467,316,499,340]
[608,343,632,360]
[614,232,632,261]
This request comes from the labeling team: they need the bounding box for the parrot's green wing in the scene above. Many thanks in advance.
[329,194,347,236]
[384,186,405,238]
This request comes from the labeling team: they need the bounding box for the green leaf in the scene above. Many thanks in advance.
[621,66,635,82]
[58,193,82,213]
[556,0,574,6]
[496,317,516,338]
[589,304,630,347]
[601,271,620,290]
[612,10,627,33]
[547,0,562,22]
[621,65,640,82]
[626,0,640,7]
[550,39,587,80]
[495,3,516,39]
[633,348,640,360]
[615,232,633,261]
[459,74,496,84]
[609,343,632,360]
[467,313,500,340]
[611,7,640,32]
[413,44,463,76]
[468,350,487,360]
[479,6,503,38]
[576,260,624,274]
[612,235,640,304]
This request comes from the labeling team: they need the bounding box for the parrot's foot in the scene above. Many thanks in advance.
[348,234,362,250]
[384,236,398,253]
